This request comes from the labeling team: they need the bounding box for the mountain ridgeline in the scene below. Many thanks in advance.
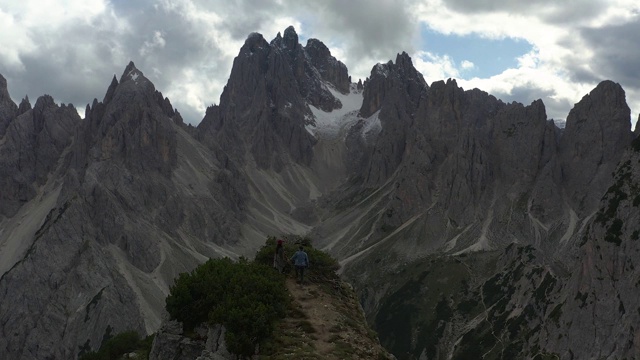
[0,25,639,359]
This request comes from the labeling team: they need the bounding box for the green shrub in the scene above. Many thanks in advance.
[165,257,289,357]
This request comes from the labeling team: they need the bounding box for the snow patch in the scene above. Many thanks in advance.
[305,84,364,137]
[374,63,389,77]
[128,70,140,83]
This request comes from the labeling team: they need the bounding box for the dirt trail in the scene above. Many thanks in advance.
[285,279,341,356]
[269,277,393,359]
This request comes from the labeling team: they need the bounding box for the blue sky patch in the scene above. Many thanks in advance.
[420,25,532,78]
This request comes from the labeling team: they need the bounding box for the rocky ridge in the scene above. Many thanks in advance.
[149,277,393,360]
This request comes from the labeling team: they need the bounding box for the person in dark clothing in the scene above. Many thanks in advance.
[290,245,309,283]
[274,239,286,273]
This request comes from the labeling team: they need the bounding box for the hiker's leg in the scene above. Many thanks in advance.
[295,266,301,282]
[300,266,305,283]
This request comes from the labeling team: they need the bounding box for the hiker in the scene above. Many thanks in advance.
[290,245,309,283]
[274,239,286,273]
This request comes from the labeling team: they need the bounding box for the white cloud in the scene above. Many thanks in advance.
[139,31,166,57]
[414,51,462,82]
[0,0,638,126]
[0,10,35,71]
[460,60,475,70]
[413,53,476,85]
[409,0,640,121]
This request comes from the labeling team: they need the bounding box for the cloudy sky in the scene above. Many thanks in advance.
[1,0,639,127]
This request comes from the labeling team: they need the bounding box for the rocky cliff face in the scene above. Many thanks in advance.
[307,52,636,358]
[365,139,640,359]
[0,63,247,360]
[543,140,640,359]
[558,80,633,215]
[0,94,79,218]
[317,61,632,261]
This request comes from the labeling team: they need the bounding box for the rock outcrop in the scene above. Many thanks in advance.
[149,321,232,360]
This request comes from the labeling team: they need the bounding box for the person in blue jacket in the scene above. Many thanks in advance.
[290,245,309,283]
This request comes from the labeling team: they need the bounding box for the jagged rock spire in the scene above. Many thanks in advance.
[282,25,299,49]
[0,73,18,137]
[103,75,119,103]
[18,95,31,115]
[0,74,11,101]
[360,52,426,118]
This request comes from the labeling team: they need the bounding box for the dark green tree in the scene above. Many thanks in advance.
[165,257,288,357]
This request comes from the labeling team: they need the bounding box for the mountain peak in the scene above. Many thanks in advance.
[123,60,137,74]
[0,74,11,102]
[283,25,297,39]
[283,25,299,49]
[395,51,415,72]
[589,79,625,103]
[559,79,632,214]
[120,61,145,84]
[593,79,622,91]
[104,75,119,104]
[242,32,269,55]
[0,73,18,137]
[18,95,31,115]
[360,52,427,118]
[304,38,350,93]
[245,32,266,45]
[34,94,56,111]
[0,73,16,107]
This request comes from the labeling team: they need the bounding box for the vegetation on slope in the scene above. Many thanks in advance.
[165,255,289,357]
[369,245,564,360]
[79,236,392,359]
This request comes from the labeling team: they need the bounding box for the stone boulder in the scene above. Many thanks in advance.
[149,321,234,360]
